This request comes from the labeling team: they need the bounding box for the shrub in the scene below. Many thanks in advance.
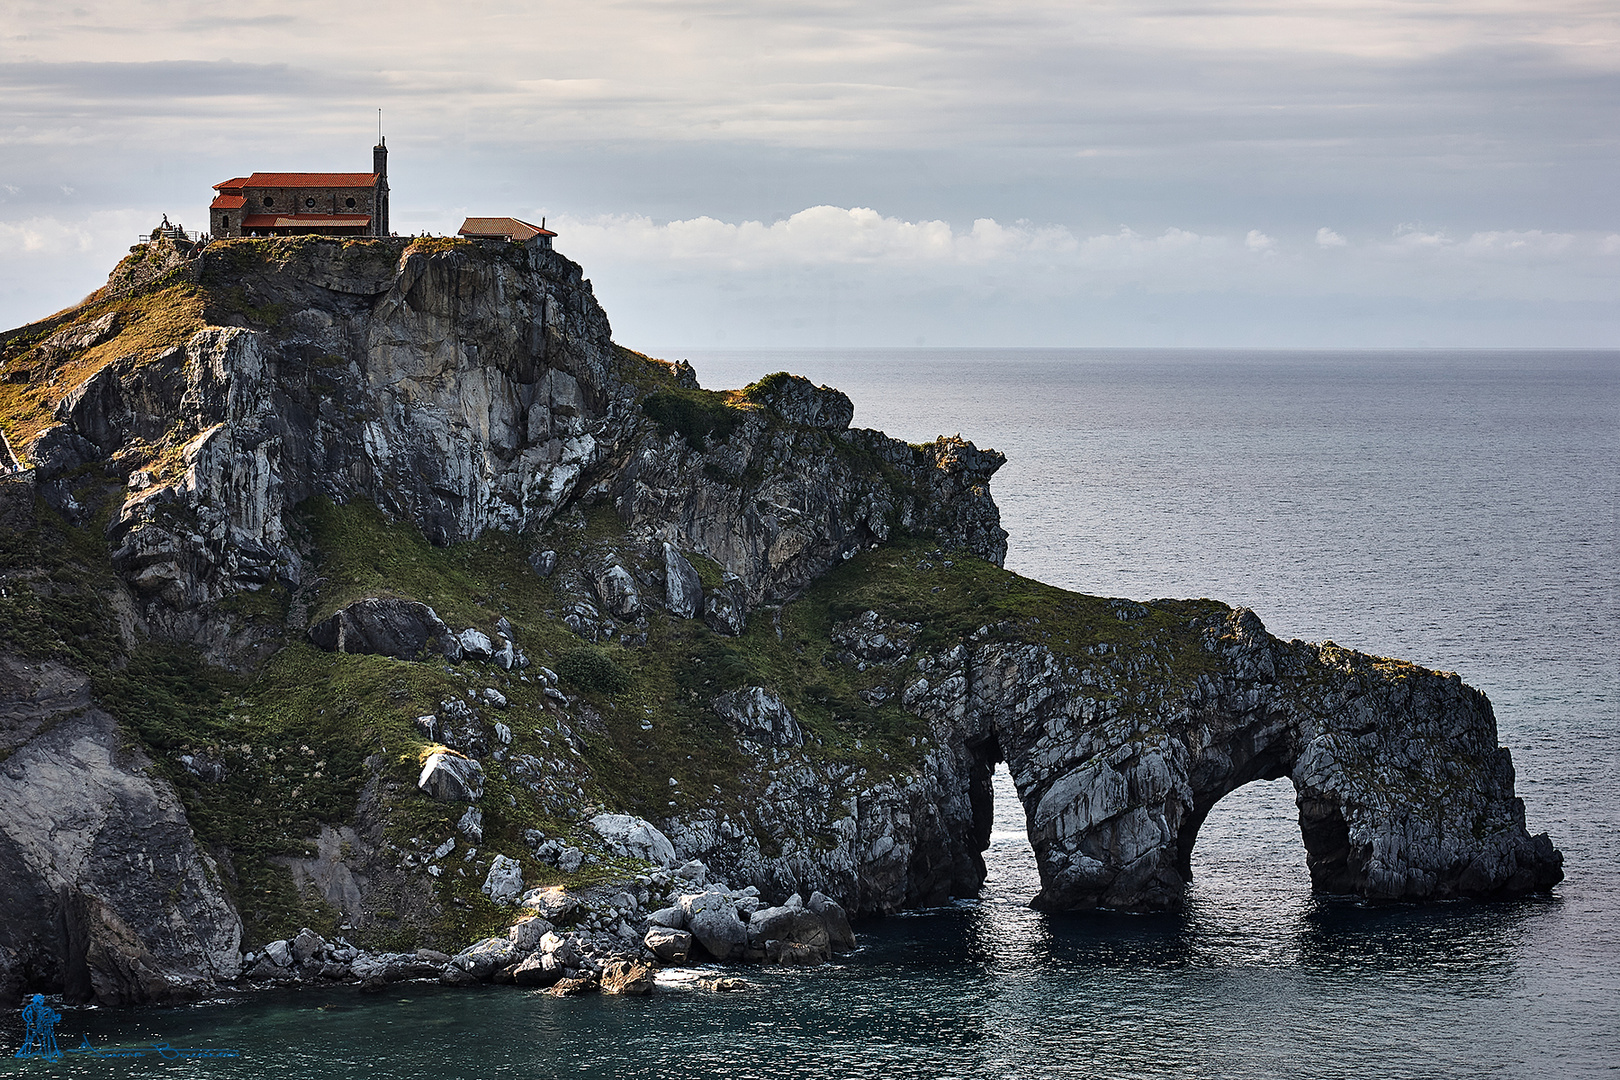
[558,646,632,695]
[641,389,743,450]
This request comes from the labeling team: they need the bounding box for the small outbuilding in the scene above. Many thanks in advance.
[457,217,556,249]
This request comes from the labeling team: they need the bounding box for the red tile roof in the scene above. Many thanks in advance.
[216,172,378,190]
[458,216,557,241]
[210,195,247,210]
[240,214,372,228]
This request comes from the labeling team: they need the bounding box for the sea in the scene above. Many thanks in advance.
[4,349,1615,1079]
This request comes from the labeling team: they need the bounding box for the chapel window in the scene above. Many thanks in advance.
[263,196,274,207]
[305,197,316,208]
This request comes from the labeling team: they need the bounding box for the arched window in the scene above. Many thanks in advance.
[222,216,230,228]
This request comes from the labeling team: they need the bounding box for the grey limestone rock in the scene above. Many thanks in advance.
[682,889,749,961]
[590,812,677,865]
[808,891,857,952]
[482,855,524,904]
[703,575,748,636]
[662,542,704,618]
[457,629,495,661]
[512,952,564,987]
[711,686,804,748]
[746,373,855,431]
[307,597,454,660]
[0,654,242,1006]
[644,925,693,963]
[592,562,643,620]
[417,753,486,802]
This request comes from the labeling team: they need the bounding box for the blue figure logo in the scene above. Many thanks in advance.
[15,994,62,1061]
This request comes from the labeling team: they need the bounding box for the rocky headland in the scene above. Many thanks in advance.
[0,234,1562,1005]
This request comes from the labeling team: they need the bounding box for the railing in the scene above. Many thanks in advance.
[135,229,206,244]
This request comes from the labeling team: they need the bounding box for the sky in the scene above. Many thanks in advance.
[1,0,1616,349]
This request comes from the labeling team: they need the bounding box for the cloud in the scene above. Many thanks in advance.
[556,206,1620,306]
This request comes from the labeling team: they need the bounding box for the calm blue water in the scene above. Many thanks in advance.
[5,349,1616,1078]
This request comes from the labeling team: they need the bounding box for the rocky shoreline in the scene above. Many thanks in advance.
[241,856,854,998]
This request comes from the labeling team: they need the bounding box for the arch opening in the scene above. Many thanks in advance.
[1182,776,1311,907]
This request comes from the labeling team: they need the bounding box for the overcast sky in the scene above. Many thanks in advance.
[1,0,1616,348]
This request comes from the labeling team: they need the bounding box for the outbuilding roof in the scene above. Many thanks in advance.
[209,195,247,210]
[457,216,557,242]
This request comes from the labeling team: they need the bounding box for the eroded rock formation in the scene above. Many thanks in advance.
[0,235,1561,1005]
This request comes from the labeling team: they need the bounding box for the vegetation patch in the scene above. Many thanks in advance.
[640,387,749,450]
[558,646,631,695]
[0,284,206,451]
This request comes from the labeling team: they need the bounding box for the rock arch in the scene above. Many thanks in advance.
[915,607,1563,913]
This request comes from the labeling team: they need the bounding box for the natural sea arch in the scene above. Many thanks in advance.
[929,607,1561,913]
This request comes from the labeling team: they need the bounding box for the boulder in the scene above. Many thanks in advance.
[508,917,553,950]
[711,686,804,748]
[662,543,703,618]
[702,575,747,636]
[417,753,485,801]
[589,813,676,866]
[592,563,642,619]
[521,886,578,921]
[458,806,484,841]
[482,855,524,904]
[747,903,829,957]
[600,959,655,995]
[808,891,857,952]
[643,926,693,964]
[307,598,453,660]
[646,905,687,930]
[291,927,325,964]
[512,952,564,987]
[452,937,519,980]
[263,939,293,967]
[547,973,599,997]
[684,891,748,961]
[528,549,558,577]
[457,629,495,661]
[538,932,582,968]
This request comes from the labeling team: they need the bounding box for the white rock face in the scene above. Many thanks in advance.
[592,563,642,619]
[590,813,677,866]
[482,855,524,904]
[0,656,242,1005]
[418,753,486,802]
[711,686,804,748]
[662,543,703,618]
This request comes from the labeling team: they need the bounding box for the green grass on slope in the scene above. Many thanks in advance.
[88,494,1236,950]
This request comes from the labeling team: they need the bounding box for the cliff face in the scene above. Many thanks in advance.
[0,237,1560,1005]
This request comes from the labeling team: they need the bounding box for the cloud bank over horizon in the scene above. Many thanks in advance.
[1,0,1615,345]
